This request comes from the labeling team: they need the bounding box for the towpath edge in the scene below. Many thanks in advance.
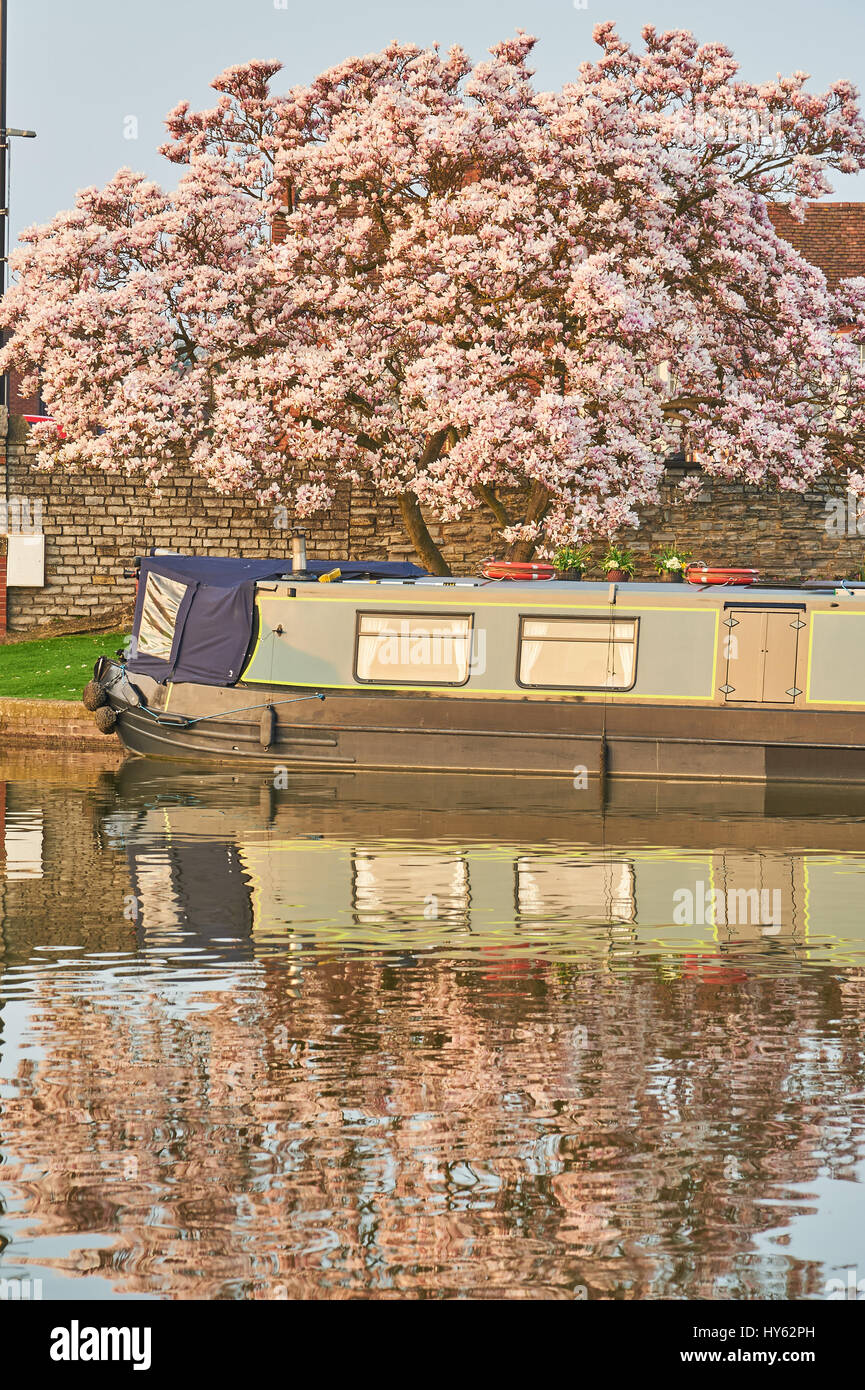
[0,696,124,758]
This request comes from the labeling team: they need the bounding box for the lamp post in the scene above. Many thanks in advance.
[0,0,36,409]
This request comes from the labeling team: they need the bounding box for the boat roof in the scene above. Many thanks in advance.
[314,577,859,602]
[138,552,427,585]
[138,553,862,602]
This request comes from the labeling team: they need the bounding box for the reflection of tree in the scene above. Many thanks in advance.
[2,953,864,1300]
[2,767,865,1300]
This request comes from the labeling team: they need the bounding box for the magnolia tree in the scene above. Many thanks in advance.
[4,23,865,573]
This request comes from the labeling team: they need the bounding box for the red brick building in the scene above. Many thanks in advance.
[768,202,865,292]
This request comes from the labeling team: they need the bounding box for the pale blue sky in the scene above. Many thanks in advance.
[6,0,865,246]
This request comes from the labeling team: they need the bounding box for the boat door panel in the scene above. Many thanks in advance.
[761,612,800,703]
[724,609,800,704]
[724,610,765,701]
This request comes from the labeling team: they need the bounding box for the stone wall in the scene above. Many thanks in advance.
[1,427,863,634]
[0,432,502,633]
[631,466,862,583]
[0,533,7,636]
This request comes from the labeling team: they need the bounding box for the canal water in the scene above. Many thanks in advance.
[1,754,865,1300]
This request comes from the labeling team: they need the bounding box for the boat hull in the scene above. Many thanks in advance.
[94,659,865,783]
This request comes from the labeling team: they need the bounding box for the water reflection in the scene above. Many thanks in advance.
[1,756,864,1299]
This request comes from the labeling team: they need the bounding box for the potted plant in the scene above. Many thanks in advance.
[601,543,635,583]
[552,543,592,580]
[654,542,692,583]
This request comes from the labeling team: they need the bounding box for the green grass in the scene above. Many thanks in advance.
[0,632,128,701]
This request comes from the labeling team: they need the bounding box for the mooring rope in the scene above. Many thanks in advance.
[111,668,325,729]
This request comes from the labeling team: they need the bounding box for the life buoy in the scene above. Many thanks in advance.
[481,560,556,581]
[686,563,759,587]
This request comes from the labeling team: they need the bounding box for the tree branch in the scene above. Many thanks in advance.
[474,481,512,529]
[508,481,551,562]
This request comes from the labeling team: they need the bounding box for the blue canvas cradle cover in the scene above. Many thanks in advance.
[126,553,427,686]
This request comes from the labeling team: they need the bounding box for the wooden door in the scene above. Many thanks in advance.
[722,609,802,704]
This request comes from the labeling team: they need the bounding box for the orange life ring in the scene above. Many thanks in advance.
[686,563,759,587]
[481,560,556,581]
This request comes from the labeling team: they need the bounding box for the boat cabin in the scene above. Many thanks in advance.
[239,575,859,712]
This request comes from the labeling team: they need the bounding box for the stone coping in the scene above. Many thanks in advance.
[0,696,124,756]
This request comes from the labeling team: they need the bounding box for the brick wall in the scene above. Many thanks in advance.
[1,431,863,634]
[7,367,43,418]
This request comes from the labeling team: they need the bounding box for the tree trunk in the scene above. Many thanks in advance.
[398,492,451,575]
[474,482,512,530]
[507,481,551,562]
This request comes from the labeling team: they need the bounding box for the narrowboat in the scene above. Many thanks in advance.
[85,542,865,783]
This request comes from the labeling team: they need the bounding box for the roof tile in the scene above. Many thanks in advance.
[768,202,865,287]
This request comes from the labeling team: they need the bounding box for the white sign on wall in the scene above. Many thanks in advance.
[6,533,45,586]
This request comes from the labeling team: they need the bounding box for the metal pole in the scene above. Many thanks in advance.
[0,0,7,410]
[0,1,37,420]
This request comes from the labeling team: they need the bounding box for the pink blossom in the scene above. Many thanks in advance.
[3,25,865,567]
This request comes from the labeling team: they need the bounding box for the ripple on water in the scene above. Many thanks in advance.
[1,764,865,1297]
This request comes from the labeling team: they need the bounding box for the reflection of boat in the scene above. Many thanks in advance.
[112,757,865,849]
[517,856,636,923]
[106,763,865,966]
[125,836,254,958]
[88,551,865,781]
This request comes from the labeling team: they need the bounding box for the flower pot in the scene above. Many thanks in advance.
[554,567,582,581]
[605,568,631,582]
[663,571,684,583]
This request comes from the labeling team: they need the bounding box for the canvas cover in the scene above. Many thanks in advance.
[126,553,426,686]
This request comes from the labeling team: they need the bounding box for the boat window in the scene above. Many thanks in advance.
[137,573,188,660]
[518,616,638,690]
[355,612,473,685]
